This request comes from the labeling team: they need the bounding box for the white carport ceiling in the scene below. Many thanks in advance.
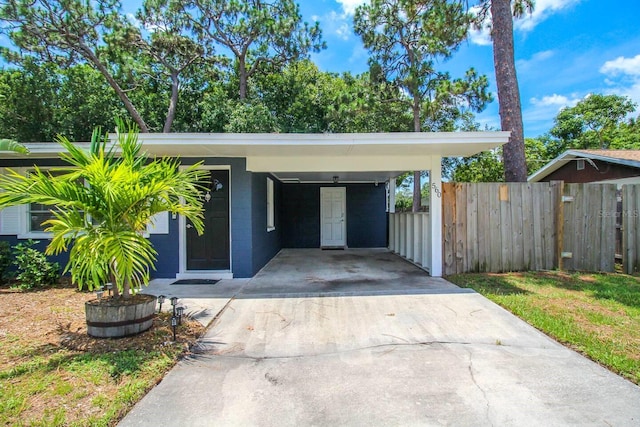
[136,132,510,182]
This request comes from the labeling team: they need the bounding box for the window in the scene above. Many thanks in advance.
[27,169,84,234]
[266,177,275,231]
[577,159,585,171]
[29,202,54,232]
[28,169,66,233]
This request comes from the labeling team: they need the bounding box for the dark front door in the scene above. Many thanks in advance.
[186,169,230,270]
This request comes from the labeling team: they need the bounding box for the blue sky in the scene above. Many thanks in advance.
[299,0,640,137]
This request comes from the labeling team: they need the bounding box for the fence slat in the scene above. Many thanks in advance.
[531,184,544,269]
[442,183,456,275]
[601,184,616,271]
[489,183,503,272]
[476,184,490,272]
[466,183,478,272]
[623,184,640,274]
[510,184,525,271]
[455,184,467,274]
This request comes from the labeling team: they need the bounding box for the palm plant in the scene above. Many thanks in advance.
[0,139,29,154]
[0,121,206,298]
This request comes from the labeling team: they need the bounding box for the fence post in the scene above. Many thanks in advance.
[551,180,565,270]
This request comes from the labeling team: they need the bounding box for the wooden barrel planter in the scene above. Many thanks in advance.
[85,294,157,338]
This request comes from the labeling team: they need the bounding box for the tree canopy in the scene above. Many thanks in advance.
[447,94,640,182]
[549,94,638,156]
[354,0,491,210]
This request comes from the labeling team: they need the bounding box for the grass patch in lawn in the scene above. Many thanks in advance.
[447,271,640,385]
[0,285,205,426]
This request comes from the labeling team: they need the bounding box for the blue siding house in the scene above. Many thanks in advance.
[0,132,509,278]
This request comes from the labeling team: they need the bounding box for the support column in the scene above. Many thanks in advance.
[429,156,443,276]
[388,179,396,251]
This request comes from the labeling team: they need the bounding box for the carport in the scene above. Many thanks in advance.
[137,131,510,278]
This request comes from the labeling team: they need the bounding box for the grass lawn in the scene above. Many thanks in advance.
[447,271,640,385]
[0,284,204,426]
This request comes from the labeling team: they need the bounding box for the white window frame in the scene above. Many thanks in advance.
[19,168,59,239]
[266,177,275,232]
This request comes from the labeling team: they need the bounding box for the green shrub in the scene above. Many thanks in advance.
[0,241,12,284]
[11,240,60,290]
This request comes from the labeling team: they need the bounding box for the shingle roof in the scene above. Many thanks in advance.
[573,149,640,163]
[528,149,640,182]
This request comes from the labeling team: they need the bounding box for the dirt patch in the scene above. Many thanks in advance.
[0,283,205,425]
[0,284,204,355]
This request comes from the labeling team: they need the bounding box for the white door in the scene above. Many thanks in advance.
[320,187,346,247]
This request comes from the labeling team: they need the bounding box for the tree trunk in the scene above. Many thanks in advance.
[122,279,131,300]
[163,71,179,133]
[110,271,120,298]
[412,99,422,212]
[238,57,248,100]
[85,49,150,133]
[491,0,527,182]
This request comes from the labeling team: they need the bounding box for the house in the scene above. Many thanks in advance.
[528,149,640,186]
[0,132,509,279]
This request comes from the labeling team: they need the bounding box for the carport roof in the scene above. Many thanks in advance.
[4,131,509,182]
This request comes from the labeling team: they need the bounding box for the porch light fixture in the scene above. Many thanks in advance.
[333,175,339,184]
[157,294,166,313]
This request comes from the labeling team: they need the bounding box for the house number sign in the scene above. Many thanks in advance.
[431,183,441,198]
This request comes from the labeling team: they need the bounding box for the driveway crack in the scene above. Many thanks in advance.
[466,348,494,426]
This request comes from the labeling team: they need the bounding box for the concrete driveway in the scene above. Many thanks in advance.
[120,249,640,426]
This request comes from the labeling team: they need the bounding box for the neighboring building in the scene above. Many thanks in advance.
[528,149,640,186]
[0,132,509,279]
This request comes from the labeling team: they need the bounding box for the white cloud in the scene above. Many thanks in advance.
[470,0,580,45]
[468,27,492,46]
[599,54,640,105]
[516,50,555,71]
[530,94,580,108]
[525,93,582,134]
[126,13,141,28]
[602,78,640,106]
[336,0,368,16]
[323,10,352,41]
[600,54,640,77]
[335,23,351,41]
[514,0,581,32]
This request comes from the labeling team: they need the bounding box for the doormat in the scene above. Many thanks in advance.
[171,279,220,285]
[321,247,345,250]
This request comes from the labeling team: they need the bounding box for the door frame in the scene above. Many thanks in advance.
[177,165,233,279]
[320,186,347,248]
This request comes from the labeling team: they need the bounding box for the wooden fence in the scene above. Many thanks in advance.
[441,182,628,275]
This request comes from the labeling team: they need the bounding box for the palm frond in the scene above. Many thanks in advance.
[0,139,29,154]
[0,121,205,296]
